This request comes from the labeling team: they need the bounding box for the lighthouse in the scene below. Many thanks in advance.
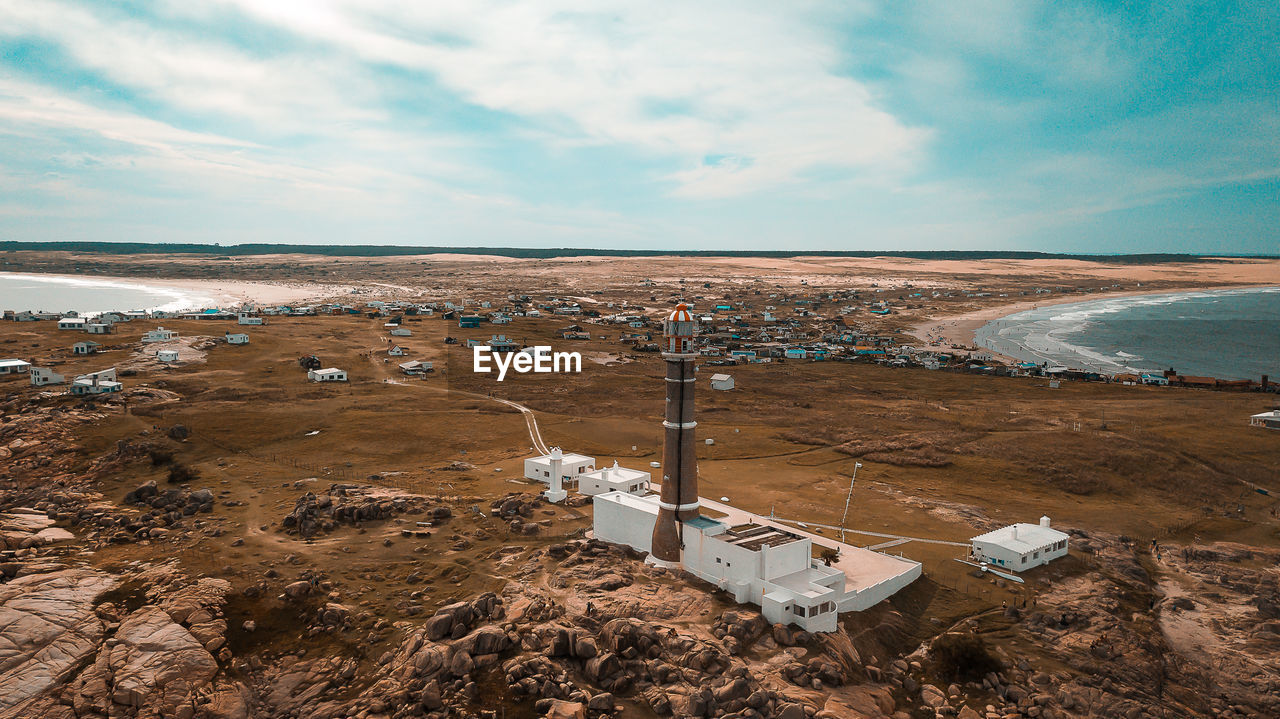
[649,302,700,567]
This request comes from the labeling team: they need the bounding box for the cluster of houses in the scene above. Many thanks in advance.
[0,359,123,395]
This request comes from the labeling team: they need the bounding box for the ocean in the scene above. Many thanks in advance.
[975,287,1280,381]
[0,273,215,315]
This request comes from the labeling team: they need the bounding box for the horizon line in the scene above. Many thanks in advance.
[1,241,1277,263]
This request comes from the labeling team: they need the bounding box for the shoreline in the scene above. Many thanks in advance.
[906,283,1280,366]
[0,271,343,311]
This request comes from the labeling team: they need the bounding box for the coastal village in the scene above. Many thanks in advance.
[0,256,1278,719]
[5,274,1275,395]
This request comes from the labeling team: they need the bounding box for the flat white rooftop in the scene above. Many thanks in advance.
[581,464,649,482]
[594,490,659,515]
[527,452,594,465]
[647,484,922,597]
[971,523,1068,553]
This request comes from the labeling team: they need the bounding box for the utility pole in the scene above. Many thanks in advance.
[840,462,862,543]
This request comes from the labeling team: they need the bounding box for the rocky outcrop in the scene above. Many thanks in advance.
[0,568,118,715]
[69,605,218,716]
[280,486,436,538]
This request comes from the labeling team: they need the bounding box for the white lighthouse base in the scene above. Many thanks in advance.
[543,488,567,504]
[644,555,681,570]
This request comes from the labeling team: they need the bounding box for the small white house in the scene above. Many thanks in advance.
[70,368,121,395]
[58,317,87,331]
[72,341,100,356]
[0,359,32,376]
[142,327,178,343]
[225,333,250,345]
[30,367,64,386]
[524,451,595,488]
[388,345,407,356]
[970,516,1069,572]
[1250,410,1280,430]
[390,328,412,337]
[237,313,264,325]
[709,373,735,391]
[399,360,432,376]
[85,322,114,335]
[156,349,180,363]
[308,367,347,382]
[579,461,650,496]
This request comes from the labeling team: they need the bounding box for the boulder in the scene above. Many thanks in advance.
[543,699,586,719]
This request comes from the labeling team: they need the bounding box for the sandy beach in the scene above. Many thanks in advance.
[138,277,347,306]
[906,283,1280,362]
[1,272,343,309]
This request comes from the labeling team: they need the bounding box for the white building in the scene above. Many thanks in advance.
[225,333,250,345]
[388,345,406,356]
[390,328,412,337]
[0,359,31,376]
[1250,410,1280,430]
[142,327,178,343]
[72,341,100,356]
[399,360,432,376]
[156,350,179,363]
[593,493,847,632]
[70,368,121,396]
[237,313,264,325]
[30,367,64,386]
[86,322,114,335]
[970,517,1069,572]
[524,450,595,489]
[579,461,650,496]
[308,367,347,382]
[709,373,735,391]
[58,317,87,331]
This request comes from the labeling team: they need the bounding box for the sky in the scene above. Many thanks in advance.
[0,1,1276,253]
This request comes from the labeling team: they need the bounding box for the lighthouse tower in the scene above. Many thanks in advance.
[649,302,700,567]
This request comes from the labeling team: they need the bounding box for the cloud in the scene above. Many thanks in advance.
[195,0,928,196]
[0,0,1274,252]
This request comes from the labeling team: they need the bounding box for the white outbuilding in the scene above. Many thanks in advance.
[58,317,87,331]
[30,367,65,386]
[0,359,32,376]
[709,373,735,391]
[70,368,121,395]
[1249,410,1280,430]
[579,461,651,496]
[225,332,250,345]
[524,450,595,490]
[308,368,348,382]
[142,327,178,343]
[399,360,433,376]
[156,350,180,363]
[970,516,1069,572]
